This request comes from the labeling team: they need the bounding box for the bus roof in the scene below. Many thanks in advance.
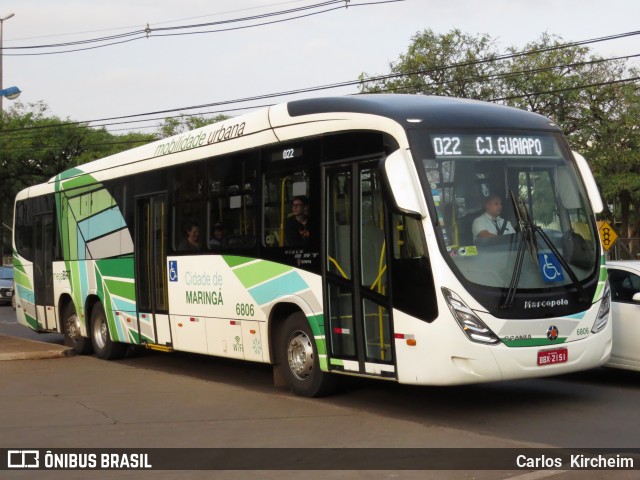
[287,94,559,131]
[24,94,560,195]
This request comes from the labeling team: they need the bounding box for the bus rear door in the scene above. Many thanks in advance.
[135,194,172,346]
[33,212,57,330]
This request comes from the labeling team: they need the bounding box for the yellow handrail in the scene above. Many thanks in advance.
[328,256,349,279]
[278,176,291,247]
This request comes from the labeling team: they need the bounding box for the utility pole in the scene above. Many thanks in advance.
[0,12,16,114]
[0,13,15,263]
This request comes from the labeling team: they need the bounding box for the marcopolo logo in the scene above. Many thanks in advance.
[523,299,569,310]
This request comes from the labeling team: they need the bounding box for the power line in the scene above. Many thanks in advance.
[1,28,638,142]
[4,29,638,134]
[2,72,638,153]
[361,52,640,95]
[490,76,640,102]
[4,0,317,43]
[2,0,366,56]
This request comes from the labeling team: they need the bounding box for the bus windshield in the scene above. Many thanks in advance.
[412,130,598,291]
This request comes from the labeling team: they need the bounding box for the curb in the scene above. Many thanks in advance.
[0,334,75,361]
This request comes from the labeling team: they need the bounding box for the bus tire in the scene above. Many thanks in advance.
[62,303,92,355]
[278,312,337,397]
[90,302,126,360]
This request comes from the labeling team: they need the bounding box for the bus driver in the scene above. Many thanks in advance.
[472,194,515,240]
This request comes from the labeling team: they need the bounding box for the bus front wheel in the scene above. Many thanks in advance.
[90,302,126,360]
[278,312,337,397]
[62,302,92,354]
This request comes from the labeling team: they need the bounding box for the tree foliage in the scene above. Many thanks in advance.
[0,101,155,258]
[0,104,232,258]
[157,113,230,138]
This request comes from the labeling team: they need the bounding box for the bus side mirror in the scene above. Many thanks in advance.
[572,151,603,214]
[380,149,427,219]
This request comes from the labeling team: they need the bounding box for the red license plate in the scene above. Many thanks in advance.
[537,348,568,366]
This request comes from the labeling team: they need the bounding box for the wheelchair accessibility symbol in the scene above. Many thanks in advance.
[169,260,178,282]
[538,253,564,283]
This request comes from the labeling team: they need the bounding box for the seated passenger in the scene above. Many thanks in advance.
[472,194,515,240]
[208,222,225,250]
[177,221,201,251]
[284,195,311,247]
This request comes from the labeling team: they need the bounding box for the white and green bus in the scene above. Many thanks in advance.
[12,95,612,396]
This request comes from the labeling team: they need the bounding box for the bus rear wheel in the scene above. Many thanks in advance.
[90,302,126,360]
[62,303,92,354]
[278,312,337,397]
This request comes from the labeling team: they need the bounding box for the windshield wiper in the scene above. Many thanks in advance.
[500,191,537,308]
[500,191,588,309]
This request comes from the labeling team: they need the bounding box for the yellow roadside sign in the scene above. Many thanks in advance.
[597,221,618,251]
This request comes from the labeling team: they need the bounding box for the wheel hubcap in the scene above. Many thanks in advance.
[287,330,314,380]
[94,315,107,349]
[66,314,81,342]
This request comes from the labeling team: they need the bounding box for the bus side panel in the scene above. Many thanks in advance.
[13,257,38,330]
[55,173,138,345]
[95,257,138,344]
[166,255,325,366]
[393,309,503,385]
[393,305,612,385]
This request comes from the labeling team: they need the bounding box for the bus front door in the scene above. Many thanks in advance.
[324,162,396,378]
[33,212,57,330]
[135,194,172,346]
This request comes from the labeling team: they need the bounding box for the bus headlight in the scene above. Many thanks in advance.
[442,287,500,345]
[592,280,610,333]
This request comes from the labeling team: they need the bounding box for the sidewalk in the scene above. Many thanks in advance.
[0,334,73,361]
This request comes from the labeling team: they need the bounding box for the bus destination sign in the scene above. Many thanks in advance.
[431,134,558,158]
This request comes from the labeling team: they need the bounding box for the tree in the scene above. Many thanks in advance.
[359,29,503,99]
[0,101,154,260]
[585,84,640,257]
[157,113,230,139]
[360,28,640,257]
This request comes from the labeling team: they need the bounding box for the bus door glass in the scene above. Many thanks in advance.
[324,160,394,375]
[135,194,170,345]
[33,211,56,329]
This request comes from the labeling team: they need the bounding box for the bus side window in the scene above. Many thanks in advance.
[172,162,206,252]
[14,200,34,262]
[261,150,310,248]
[263,175,310,248]
[208,152,258,252]
[391,214,437,322]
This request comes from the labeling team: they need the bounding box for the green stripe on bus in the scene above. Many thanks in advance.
[96,257,134,279]
[104,279,136,301]
[223,255,256,268]
[319,356,329,371]
[502,337,567,347]
[307,314,324,335]
[13,266,32,290]
[128,329,140,344]
[233,261,292,288]
[330,358,344,366]
[57,167,84,181]
[58,175,96,191]
[23,312,39,330]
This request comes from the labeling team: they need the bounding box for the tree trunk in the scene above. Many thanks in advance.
[618,191,631,259]
[629,201,640,260]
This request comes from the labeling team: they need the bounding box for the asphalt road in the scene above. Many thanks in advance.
[1,305,638,479]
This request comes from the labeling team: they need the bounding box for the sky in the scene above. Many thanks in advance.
[2,0,640,134]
